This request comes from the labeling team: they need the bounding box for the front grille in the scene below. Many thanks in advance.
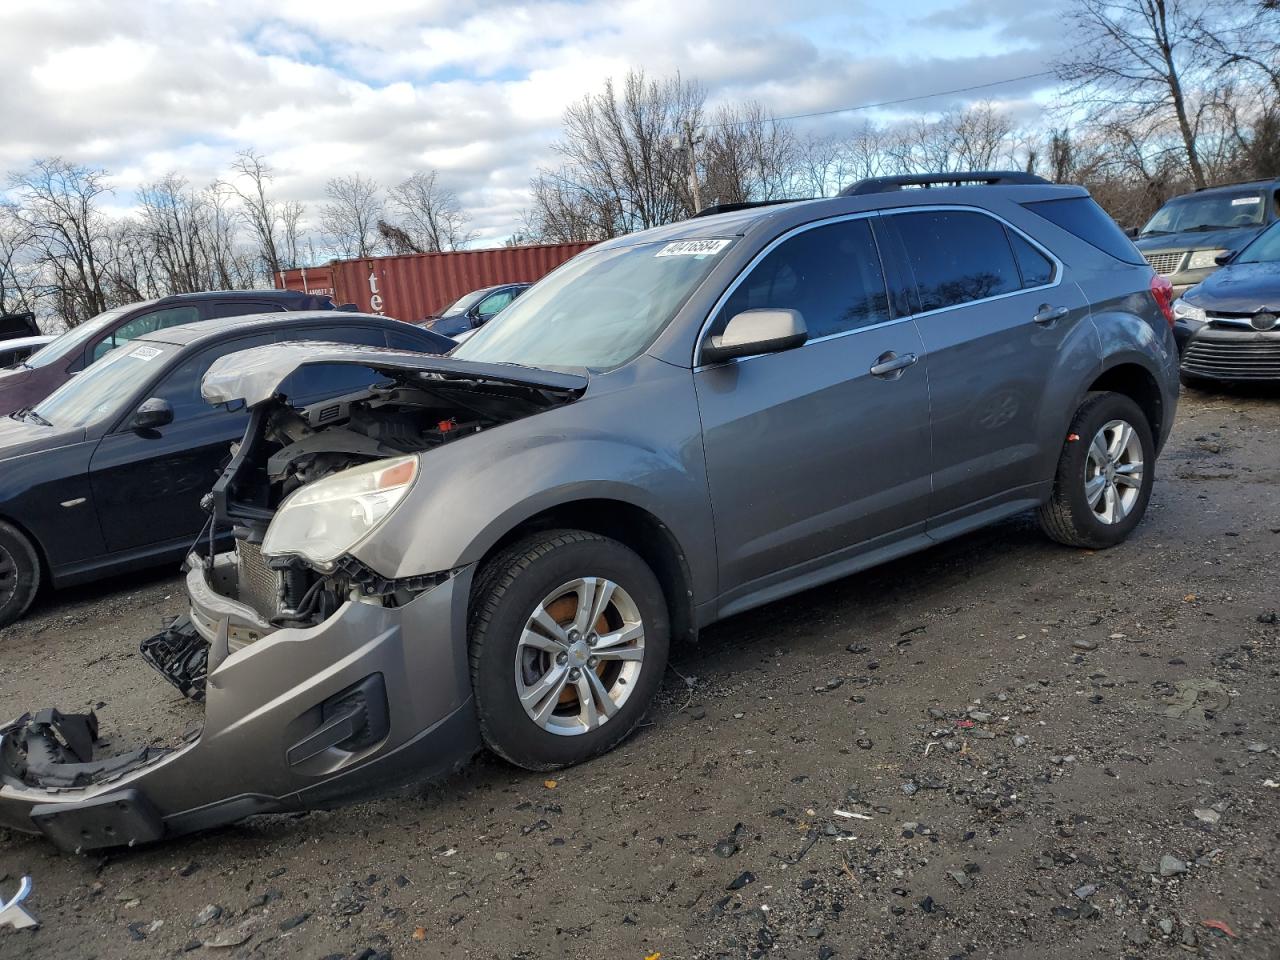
[1144,251,1184,276]
[1182,338,1280,380]
[236,539,280,619]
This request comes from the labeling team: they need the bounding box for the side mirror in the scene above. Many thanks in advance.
[131,397,174,431]
[1124,226,1140,239]
[1215,250,1235,266]
[701,309,808,365]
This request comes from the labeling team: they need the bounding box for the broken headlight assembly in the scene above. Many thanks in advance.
[262,455,419,569]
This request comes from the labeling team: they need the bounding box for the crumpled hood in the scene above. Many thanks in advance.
[1183,260,1280,314]
[1135,225,1264,256]
[202,341,588,407]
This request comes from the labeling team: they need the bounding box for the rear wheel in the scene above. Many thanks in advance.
[468,529,670,770]
[0,521,41,629]
[1038,392,1155,549]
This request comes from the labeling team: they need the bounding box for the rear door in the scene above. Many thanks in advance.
[694,214,932,606]
[882,207,1092,528]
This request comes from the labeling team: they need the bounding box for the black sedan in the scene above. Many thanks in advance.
[0,311,451,626]
[1173,220,1280,383]
[420,283,529,340]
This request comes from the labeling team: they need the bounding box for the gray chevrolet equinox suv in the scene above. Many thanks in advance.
[1,172,1180,850]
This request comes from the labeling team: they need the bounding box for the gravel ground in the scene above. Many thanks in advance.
[1,386,1278,960]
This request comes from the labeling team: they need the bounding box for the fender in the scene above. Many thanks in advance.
[349,355,718,606]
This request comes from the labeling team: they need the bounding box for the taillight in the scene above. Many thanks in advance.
[1150,274,1175,328]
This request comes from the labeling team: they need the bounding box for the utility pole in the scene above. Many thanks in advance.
[676,120,703,214]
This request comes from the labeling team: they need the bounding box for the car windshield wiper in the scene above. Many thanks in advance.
[1139,229,1172,237]
[1185,224,1237,232]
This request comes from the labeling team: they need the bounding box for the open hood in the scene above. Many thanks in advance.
[202,341,588,408]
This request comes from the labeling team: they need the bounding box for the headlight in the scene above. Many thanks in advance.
[1172,298,1206,324]
[262,455,418,567]
[1186,249,1228,270]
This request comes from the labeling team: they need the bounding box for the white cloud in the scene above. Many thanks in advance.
[0,0,1067,245]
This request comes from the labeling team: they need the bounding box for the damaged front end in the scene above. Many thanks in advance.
[0,344,585,851]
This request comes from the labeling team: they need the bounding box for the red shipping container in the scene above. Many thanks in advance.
[274,242,595,322]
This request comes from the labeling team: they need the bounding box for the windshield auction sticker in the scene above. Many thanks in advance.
[128,345,163,361]
[656,238,732,258]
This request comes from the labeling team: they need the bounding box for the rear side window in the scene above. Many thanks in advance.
[892,210,1021,312]
[1008,230,1055,287]
[1022,196,1145,265]
[93,305,200,362]
[716,218,890,340]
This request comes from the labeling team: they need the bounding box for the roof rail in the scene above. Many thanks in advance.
[839,171,1050,196]
[690,198,808,219]
[1193,177,1272,192]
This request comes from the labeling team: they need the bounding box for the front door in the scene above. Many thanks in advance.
[694,215,932,606]
[88,334,273,553]
[882,209,1093,527]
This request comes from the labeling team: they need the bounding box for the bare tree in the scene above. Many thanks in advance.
[1056,0,1214,188]
[7,158,114,325]
[528,70,705,240]
[320,174,383,259]
[387,170,473,252]
[225,150,304,278]
[0,202,38,317]
[701,102,796,206]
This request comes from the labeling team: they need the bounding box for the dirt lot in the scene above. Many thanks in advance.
[1,386,1278,960]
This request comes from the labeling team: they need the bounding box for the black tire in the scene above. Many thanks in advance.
[0,520,41,629]
[1037,392,1156,549]
[468,529,670,771]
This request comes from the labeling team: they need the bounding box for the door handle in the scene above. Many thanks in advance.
[869,351,918,378]
[1033,305,1070,326]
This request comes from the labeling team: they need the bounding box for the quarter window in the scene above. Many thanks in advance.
[1008,230,1055,287]
[714,218,890,340]
[892,211,1021,312]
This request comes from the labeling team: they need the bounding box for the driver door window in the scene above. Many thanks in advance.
[91,305,200,363]
[476,290,516,319]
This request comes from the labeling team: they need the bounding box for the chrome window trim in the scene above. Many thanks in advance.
[693,204,1065,369]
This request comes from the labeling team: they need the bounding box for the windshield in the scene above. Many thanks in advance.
[1236,220,1280,264]
[438,290,488,318]
[1141,191,1266,236]
[23,307,134,368]
[30,340,175,429]
[453,239,732,370]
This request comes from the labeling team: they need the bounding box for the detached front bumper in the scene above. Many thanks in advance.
[0,556,479,851]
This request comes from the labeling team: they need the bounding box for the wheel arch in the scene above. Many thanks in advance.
[1083,360,1167,448]
[473,498,698,644]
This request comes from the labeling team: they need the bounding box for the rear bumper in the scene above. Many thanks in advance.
[0,557,479,850]
[1179,328,1280,381]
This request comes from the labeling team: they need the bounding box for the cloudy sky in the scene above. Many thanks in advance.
[0,0,1065,246]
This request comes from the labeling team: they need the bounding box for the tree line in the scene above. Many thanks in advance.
[1,0,1276,329]
[523,0,1279,242]
[0,154,472,328]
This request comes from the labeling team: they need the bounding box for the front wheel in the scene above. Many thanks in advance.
[1038,392,1156,549]
[0,520,41,629]
[468,529,670,770]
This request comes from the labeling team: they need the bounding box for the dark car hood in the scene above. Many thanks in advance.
[1184,260,1280,313]
[202,341,588,408]
[0,413,81,460]
[1135,225,1264,254]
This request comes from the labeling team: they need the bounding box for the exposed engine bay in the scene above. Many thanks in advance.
[2,351,581,831]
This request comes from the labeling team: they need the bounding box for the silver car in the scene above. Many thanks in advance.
[1,173,1180,850]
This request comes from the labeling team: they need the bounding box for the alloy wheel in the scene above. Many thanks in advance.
[0,545,15,606]
[514,577,645,736]
[1084,419,1144,524]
